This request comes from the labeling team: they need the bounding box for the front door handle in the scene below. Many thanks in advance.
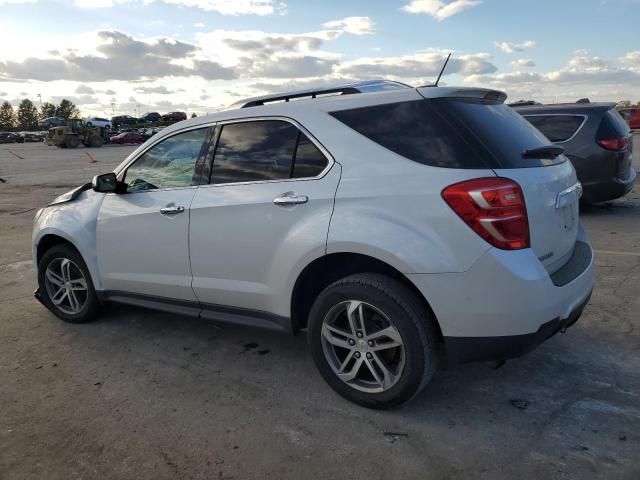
[160,206,185,215]
[273,193,309,206]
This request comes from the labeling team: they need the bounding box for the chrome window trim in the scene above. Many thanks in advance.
[202,115,335,188]
[522,113,588,144]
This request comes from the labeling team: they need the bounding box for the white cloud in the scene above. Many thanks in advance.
[159,0,286,15]
[401,0,481,20]
[510,58,535,68]
[620,50,640,65]
[75,84,95,94]
[322,16,375,35]
[0,0,36,4]
[335,51,496,78]
[494,40,536,53]
[71,0,287,14]
[466,50,640,104]
[194,22,205,27]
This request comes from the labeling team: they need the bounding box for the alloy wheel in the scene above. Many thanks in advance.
[321,300,405,393]
[44,258,88,315]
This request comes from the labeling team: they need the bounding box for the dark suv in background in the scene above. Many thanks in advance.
[513,102,636,203]
[111,115,138,129]
[161,111,187,122]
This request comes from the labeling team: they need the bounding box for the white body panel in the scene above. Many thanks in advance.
[408,225,593,337]
[189,165,341,317]
[96,187,198,301]
[496,160,580,273]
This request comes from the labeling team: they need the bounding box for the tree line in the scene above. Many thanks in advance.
[0,98,80,130]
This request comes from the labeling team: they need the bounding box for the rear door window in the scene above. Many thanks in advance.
[211,121,298,184]
[522,115,585,142]
[210,120,329,184]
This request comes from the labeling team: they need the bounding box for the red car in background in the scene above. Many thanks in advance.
[110,132,144,144]
[619,108,640,130]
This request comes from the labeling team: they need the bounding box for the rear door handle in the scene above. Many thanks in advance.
[273,194,309,206]
[160,206,185,215]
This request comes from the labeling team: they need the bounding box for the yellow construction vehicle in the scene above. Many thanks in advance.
[49,118,104,148]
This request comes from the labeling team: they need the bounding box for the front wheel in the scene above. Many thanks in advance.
[37,244,100,323]
[308,273,440,409]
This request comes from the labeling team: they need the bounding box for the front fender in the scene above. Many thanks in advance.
[32,190,105,290]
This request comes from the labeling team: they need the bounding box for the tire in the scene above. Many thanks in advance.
[65,136,80,148]
[88,135,103,147]
[86,122,92,127]
[37,244,100,323]
[307,273,440,409]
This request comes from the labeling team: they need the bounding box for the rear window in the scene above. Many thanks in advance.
[443,98,565,168]
[597,109,630,140]
[330,98,564,169]
[522,115,584,142]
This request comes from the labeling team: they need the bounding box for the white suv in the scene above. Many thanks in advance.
[85,117,112,129]
[32,80,594,408]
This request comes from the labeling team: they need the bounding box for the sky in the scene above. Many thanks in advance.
[0,0,639,118]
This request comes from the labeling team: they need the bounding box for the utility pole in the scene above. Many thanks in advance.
[37,93,42,108]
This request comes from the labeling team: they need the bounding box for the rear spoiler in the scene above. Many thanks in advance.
[417,87,507,103]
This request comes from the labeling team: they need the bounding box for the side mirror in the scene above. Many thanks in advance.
[92,172,118,193]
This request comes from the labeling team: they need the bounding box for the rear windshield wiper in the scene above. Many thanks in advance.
[522,145,565,159]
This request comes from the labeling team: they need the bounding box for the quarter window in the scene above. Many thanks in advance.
[292,134,328,178]
[210,120,328,184]
[330,100,490,169]
[523,115,585,142]
[125,128,208,192]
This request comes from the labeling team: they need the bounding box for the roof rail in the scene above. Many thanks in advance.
[240,86,361,108]
[232,79,412,109]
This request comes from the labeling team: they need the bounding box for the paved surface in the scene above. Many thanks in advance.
[0,139,639,480]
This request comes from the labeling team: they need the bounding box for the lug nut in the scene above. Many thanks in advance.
[354,352,361,358]
[366,352,373,359]
[367,340,374,347]
[348,339,356,346]
[356,331,363,338]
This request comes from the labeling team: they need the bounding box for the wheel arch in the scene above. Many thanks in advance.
[290,252,443,341]
[34,229,102,292]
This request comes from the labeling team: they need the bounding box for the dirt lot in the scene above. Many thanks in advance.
[1,139,639,480]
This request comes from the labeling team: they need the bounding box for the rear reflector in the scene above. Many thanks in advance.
[598,136,629,151]
[442,178,530,250]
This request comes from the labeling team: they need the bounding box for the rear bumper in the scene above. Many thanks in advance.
[443,290,591,364]
[582,167,636,203]
[407,228,594,363]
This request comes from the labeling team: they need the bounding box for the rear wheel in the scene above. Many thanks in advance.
[38,244,99,323]
[308,273,440,409]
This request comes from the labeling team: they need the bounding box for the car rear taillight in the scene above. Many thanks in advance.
[442,178,530,250]
[597,136,629,151]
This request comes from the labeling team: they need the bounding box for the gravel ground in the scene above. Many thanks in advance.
[0,139,638,480]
